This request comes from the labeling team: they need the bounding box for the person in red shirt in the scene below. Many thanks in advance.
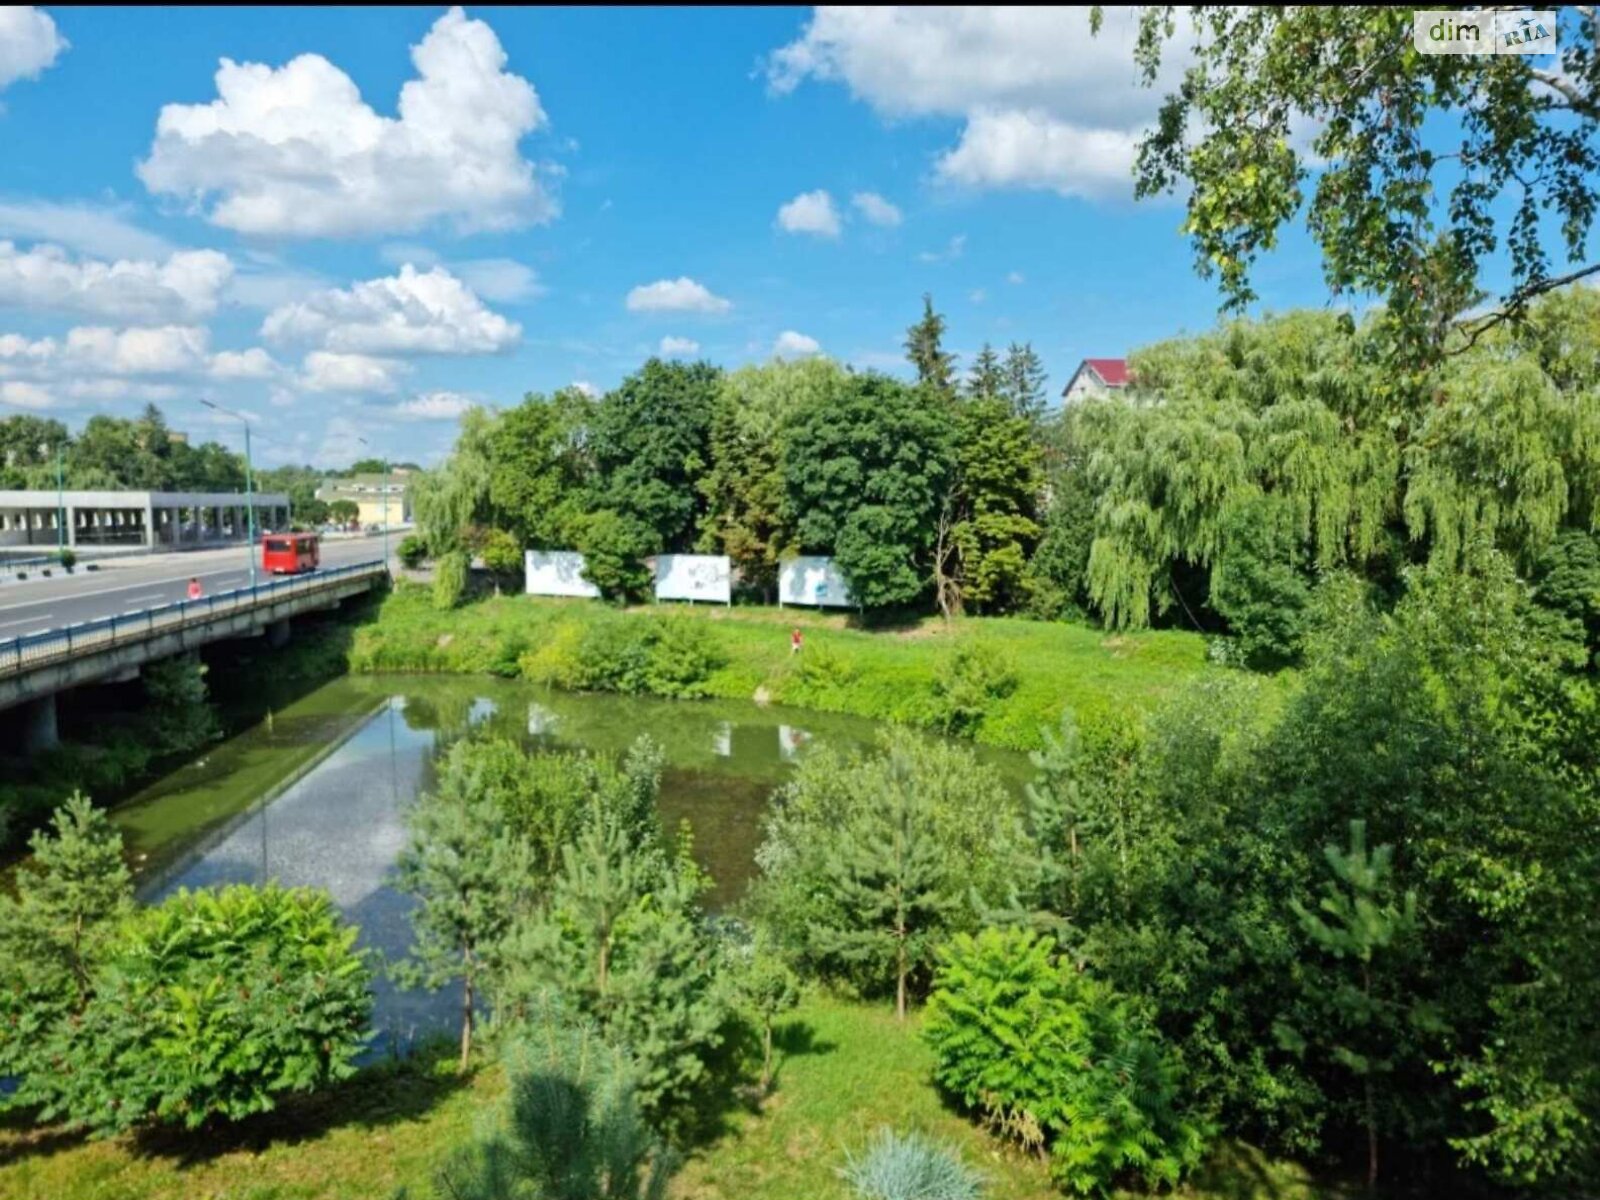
[186,577,203,601]
[790,627,802,656]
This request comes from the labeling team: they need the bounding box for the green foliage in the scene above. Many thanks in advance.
[999,343,1049,428]
[521,612,723,700]
[56,547,75,571]
[329,498,361,524]
[398,533,429,569]
[431,993,672,1200]
[480,527,524,590]
[1080,303,1600,628]
[590,358,722,552]
[576,509,655,603]
[141,651,221,754]
[1125,7,1600,362]
[394,738,541,1069]
[414,406,499,555]
[0,793,134,1109]
[433,548,469,611]
[489,387,595,550]
[1279,821,1422,1188]
[904,294,957,395]
[41,883,371,1135]
[839,1128,985,1200]
[729,930,801,1092]
[925,928,1206,1196]
[697,357,847,598]
[496,738,727,1127]
[1209,495,1311,665]
[927,641,1019,737]
[945,397,1042,616]
[753,732,1025,1016]
[784,372,955,610]
[965,344,1004,403]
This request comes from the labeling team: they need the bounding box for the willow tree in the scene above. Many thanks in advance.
[413,405,500,557]
[1083,299,1600,628]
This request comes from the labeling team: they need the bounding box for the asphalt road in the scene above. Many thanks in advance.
[0,537,390,641]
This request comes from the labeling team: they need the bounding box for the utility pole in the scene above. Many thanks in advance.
[52,442,65,558]
[200,399,257,589]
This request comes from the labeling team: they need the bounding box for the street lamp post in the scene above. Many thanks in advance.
[41,441,65,557]
[200,399,257,590]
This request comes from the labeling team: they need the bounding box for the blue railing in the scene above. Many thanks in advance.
[0,560,386,677]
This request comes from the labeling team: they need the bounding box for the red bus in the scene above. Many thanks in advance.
[262,532,321,575]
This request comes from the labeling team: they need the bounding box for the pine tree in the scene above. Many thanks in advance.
[732,934,800,1093]
[0,793,134,1111]
[393,742,539,1071]
[1000,342,1049,426]
[1285,820,1421,1190]
[966,343,1004,402]
[814,758,962,1020]
[905,294,957,396]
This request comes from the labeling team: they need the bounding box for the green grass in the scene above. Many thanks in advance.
[345,585,1240,751]
[0,997,1337,1200]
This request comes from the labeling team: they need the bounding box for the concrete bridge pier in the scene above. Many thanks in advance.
[267,618,291,649]
[19,693,58,754]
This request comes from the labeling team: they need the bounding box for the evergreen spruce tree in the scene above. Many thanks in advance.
[393,742,539,1071]
[965,343,1004,402]
[1284,820,1422,1190]
[1000,342,1049,426]
[904,294,957,396]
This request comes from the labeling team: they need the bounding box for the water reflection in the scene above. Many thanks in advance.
[114,676,1029,1045]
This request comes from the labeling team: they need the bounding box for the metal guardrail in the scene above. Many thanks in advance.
[0,560,386,678]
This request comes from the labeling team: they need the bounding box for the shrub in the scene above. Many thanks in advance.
[431,992,673,1200]
[433,549,469,611]
[927,641,1018,736]
[643,616,724,698]
[480,527,523,593]
[42,884,373,1134]
[840,1128,985,1200]
[57,547,76,571]
[576,509,654,603]
[924,928,1206,1196]
[397,533,429,569]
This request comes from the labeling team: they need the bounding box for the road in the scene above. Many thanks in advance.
[0,537,390,641]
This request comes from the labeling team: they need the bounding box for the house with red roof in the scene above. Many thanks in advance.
[1062,357,1131,403]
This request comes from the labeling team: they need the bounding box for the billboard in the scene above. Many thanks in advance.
[524,550,600,599]
[778,555,854,609]
[654,553,731,604]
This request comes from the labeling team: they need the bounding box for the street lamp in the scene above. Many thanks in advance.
[356,437,391,573]
[200,399,257,590]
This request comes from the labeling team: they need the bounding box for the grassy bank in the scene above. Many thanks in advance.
[346,585,1235,751]
[0,995,1335,1200]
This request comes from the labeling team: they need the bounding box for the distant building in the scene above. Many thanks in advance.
[1062,357,1131,403]
[316,471,412,528]
[0,489,289,550]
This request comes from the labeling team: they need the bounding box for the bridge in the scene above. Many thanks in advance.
[0,561,387,751]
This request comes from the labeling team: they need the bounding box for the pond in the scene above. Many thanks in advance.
[111,675,1030,1050]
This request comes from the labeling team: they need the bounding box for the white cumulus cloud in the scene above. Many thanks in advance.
[0,7,67,92]
[851,191,902,227]
[62,325,211,375]
[138,6,554,237]
[0,380,54,410]
[0,241,233,323]
[768,7,1175,201]
[262,264,520,355]
[396,391,473,420]
[773,330,821,357]
[777,189,842,238]
[570,380,598,398]
[209,347,280,380]
[659,335,700,356]
[625,277,731,315]
[300,350,408,394]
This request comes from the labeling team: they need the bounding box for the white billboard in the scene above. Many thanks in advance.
[654,553,731,604]
[525,550,600,599]
[778,556,854,609]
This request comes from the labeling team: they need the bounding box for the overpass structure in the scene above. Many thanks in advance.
[0,560,386,750]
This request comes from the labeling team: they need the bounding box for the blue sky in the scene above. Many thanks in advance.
[0,6,1347,467]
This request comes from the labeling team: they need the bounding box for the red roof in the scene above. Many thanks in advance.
[1084,357,1130,387]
